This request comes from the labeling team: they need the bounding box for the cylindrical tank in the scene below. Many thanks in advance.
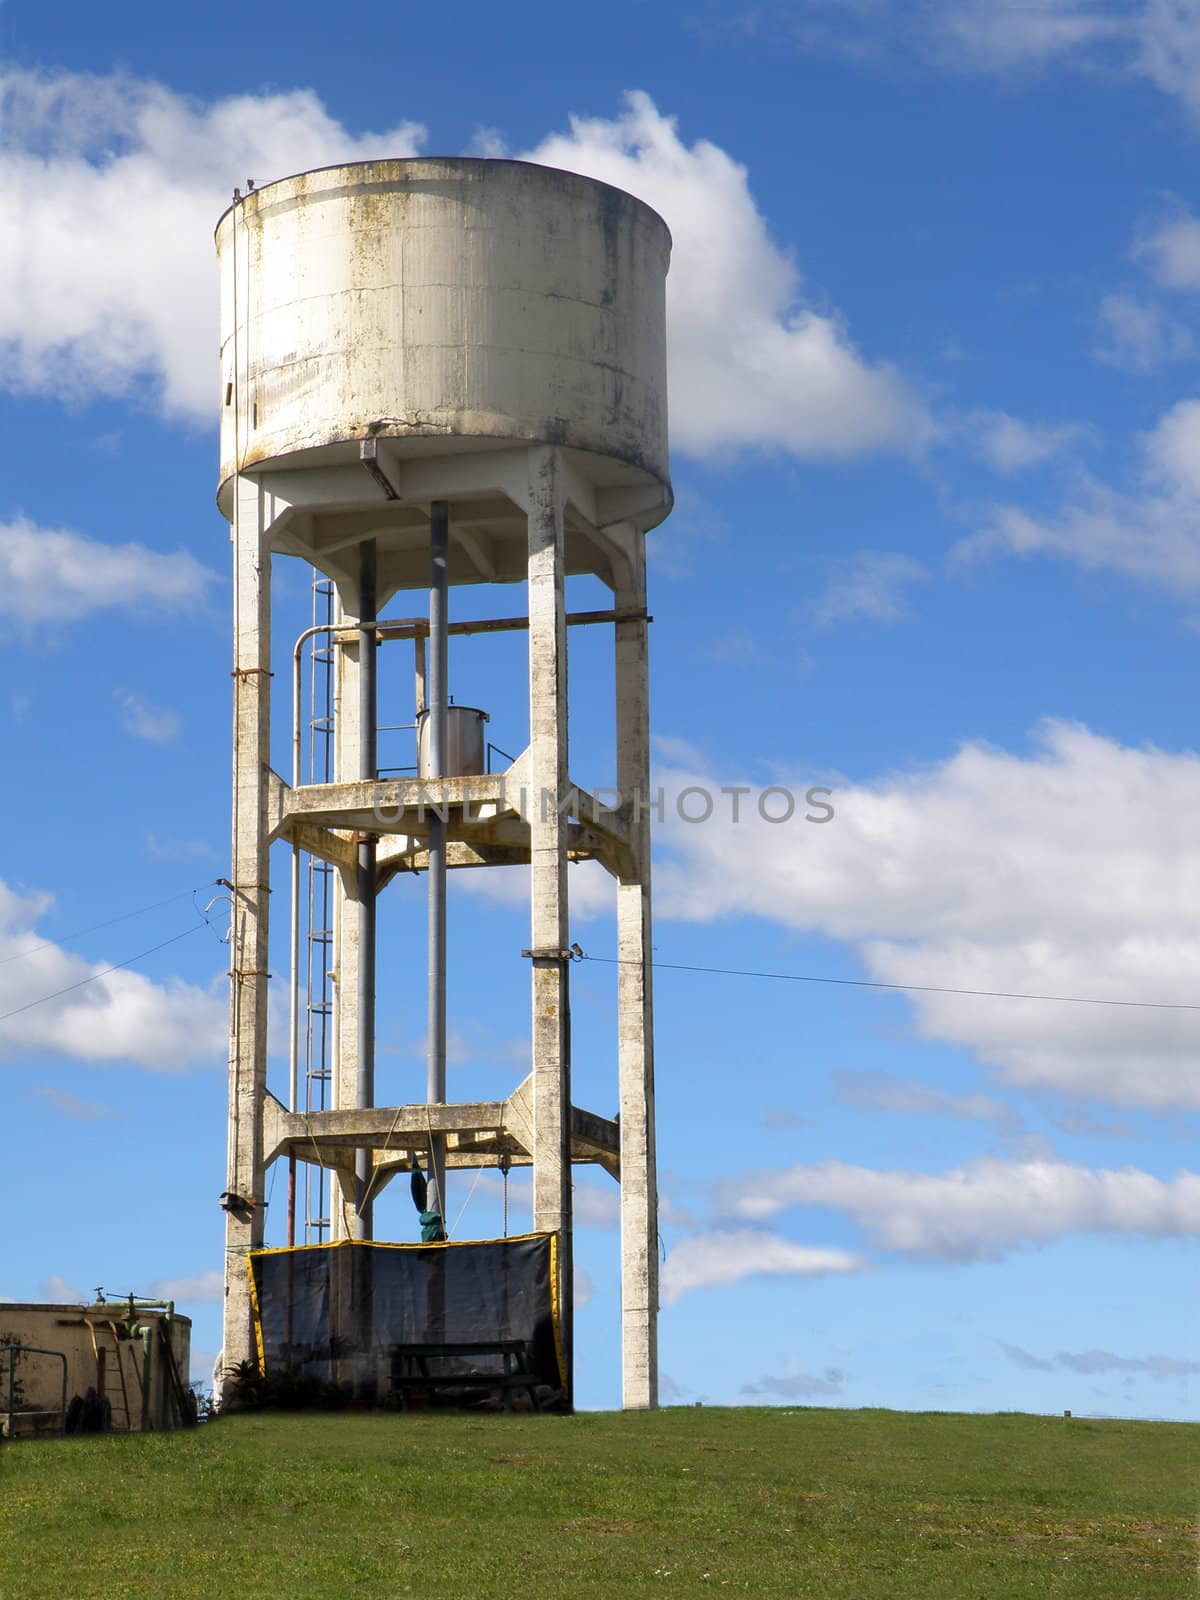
[215,158,671,515]
[416,706,489,778]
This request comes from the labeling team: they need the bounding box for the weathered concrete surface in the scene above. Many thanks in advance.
[525,446,573,1399]
[220,477,271,1399]
[218,161,667,1410]
[616,547,659,1410]
[0,1304,191,1434]
[216,160,671,507]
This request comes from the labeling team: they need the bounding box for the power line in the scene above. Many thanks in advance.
[0,883,218,969]
[577,954,1200,1013]
[0,923,212,1025]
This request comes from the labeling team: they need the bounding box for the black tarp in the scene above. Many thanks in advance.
[248,1233,562,1403]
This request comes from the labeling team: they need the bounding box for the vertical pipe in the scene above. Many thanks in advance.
[289,623,303,1248]
[137,1327,153,1431]
[414,634,427,716]
[355,539,378,1238]
[288,840,299,1247]
[427,502,449,1229]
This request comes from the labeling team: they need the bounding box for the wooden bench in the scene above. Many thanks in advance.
[388,1340,541,1413]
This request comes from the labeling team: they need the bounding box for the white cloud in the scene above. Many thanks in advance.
[811,550,930,625]
[1142,395,1200,492]
[661,1229,864,1303]
[0,67,425,415]
[1131,0,1200,113]
[717,1156,1200,1260]
[833,1070,1022,1130]
[1092,293,1194,372]
[1052,1106,1140,1137]
[25,1084,115,1121]
[653,719,1200,1108]
[781,2,1200,118]
[573,1180,620,1229]
[466,126,509,159]
[0,517,218,628]
[189,1349,219,1384]
[957,398,1200,592]
[574,1266,595,1310]
[1001,1340,1200,1378]
[927,0,1127,73]
[0,71,926,460]
[145,834,218,862]
[148,1269,223,1303]
[466,1169,619,1232]
[116,691,182,743]
[0,878,225,1071]
[955,0,1200,120]
[761,1106,809,1131]
[647,485,727,579]
[457,858,615,921]
[524,92,931,460]
[748,0,1124,73]
[742,1365,846,1399]
[37,1273,84,1303]
[971,410,1087,470]
[1136,211,1200,289]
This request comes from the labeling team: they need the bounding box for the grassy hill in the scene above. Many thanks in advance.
[0,1406,1194,1598]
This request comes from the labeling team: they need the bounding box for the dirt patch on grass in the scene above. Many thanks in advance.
[558,1517,651,1535]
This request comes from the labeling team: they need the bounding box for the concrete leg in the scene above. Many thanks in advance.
[331,582,367,1241]
[615,546,659,1410]
[221,479,271,1394]
[526,444,573,1400]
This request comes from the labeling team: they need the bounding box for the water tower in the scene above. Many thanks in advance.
[215,159,670,1409]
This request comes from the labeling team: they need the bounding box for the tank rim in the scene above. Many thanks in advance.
[213,155,671,249]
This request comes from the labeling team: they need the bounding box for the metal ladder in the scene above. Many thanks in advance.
[304,573,336,1242]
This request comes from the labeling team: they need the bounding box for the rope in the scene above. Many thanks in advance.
[358,1100,406,1211]
[424,1105,443,1235]
[449,1166,484,1238]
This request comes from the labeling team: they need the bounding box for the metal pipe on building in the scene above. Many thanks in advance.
[356,538,378,1237]
[427,501,449,1229]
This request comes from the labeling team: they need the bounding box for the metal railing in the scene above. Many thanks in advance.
[1,1345,67,1441]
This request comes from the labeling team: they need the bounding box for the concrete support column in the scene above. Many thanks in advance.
[331,583,366,1240]
[526,444,573,1400]
[615,540,658,1410]
[222,478,271,1389]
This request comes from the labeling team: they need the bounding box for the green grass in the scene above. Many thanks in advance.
[0,1408,1194,1598]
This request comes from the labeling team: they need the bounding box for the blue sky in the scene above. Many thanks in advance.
[2,0,1199,1418]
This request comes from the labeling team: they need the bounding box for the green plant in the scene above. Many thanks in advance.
[219,1360,348,1413]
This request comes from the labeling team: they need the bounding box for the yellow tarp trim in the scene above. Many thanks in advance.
[247,1229,547,1258]
[245,1254,266,1376]
[548,1230,566,1389]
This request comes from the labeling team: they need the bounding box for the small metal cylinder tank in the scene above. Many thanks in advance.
[215,158,672,519]
[416,705,489,778]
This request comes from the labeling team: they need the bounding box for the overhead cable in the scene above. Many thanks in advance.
[577,953,1199,1012]
[0,882,219,969]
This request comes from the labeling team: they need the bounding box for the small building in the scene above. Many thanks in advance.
[0,1300,192,1438]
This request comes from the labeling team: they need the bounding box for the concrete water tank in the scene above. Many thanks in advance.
[215,158,673,596]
